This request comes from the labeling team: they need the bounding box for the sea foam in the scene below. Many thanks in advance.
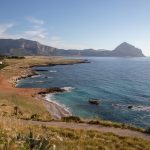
[49,70,57,73]
[61,87,75,92]
[113,104,150,112]
[132,105,150,112]
[45,94,72,116]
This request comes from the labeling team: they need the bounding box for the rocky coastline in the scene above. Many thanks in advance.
[12,58,89,119]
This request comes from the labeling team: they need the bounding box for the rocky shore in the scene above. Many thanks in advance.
[8,57,89,119]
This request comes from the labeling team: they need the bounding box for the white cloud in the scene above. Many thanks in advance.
[24,25,48,43]
[24,17,48,42]
[0,22,87,50]
[0,23,15,37]
[24,29,46,39]
[27,17,44,25]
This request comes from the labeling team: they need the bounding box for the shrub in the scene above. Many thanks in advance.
[145,127,150,134]
[62,116,81,123]
[1,104,7,106]
[30,114,40,121]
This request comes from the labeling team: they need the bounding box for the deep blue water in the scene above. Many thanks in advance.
[17,57,150,128]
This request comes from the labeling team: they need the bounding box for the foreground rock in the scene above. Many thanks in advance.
[89,99,100,105]
[128,105,133,109]
[38,87,65,95]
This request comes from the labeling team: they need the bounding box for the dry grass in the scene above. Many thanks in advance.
[0,117,150,150]
[61,117,144,132]
[88,120,144,132]
[0,91,51,121]
[0,56,85,121]
[1,56,86,78]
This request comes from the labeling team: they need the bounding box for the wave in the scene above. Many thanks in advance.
[49,70,57,73]
[35,81,46,83]
[46,76,53,79]
[61,87,75,92]
[132,105,150,112]
[45,94,72,118]
[112,104,150,112]
[31,75,53,79]
[31,75,42,78]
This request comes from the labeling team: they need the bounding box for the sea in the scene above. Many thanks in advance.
[17,57,150,128]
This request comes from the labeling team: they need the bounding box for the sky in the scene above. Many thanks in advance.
[0,0,150,55]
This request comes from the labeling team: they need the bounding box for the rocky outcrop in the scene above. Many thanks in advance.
[38,87,65,95]
[112,42,145,57]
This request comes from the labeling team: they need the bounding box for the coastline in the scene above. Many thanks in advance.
[36,87,73,119]
[44,94,72,119]
[1,56,88,120]
[1,56,150,146]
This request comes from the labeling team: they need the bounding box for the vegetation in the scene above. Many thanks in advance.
[0,64,5,70]
[0,61,7,70]
[0,92,51,121]
[0,118,150,150]
[0,55,25,59]
[61,117,144,132]
[62,116,82,123]
[88,120,144,132]
[145,127,150,134]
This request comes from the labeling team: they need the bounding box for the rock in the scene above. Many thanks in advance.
[89,99,100,105]
[38,87,65,95]
[128,105,133,109]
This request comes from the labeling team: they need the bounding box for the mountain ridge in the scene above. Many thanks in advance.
[0,38,145,57]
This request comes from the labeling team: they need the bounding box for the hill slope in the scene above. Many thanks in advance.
[0,38,145,57]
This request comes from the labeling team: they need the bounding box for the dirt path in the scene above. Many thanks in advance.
[22,120,150,140]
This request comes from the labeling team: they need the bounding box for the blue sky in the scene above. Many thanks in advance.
[0,0,150,55]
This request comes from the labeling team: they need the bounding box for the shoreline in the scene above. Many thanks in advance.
[1,56,149,140]
[44,93,72,119]
[36,87,73,119]
[11,58,88,119]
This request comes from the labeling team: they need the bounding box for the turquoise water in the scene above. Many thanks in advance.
[17,57,150,128]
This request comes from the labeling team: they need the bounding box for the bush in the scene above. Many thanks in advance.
[26,130,51,149]
[145,127,150,134]
[62,116,81,123]
[6,56,25,59]
[1,104,7,106]
[30,114,40,121]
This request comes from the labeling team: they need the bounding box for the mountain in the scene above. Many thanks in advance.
[112,42,144,57]
[0,38,145,57]
[0,38,57,56]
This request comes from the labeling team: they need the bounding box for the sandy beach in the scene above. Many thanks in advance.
[44,94,72,119]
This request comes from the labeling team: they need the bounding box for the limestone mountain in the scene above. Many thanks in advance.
[112,42,144,57]
[0,39,145,57]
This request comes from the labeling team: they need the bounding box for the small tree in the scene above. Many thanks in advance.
[14,106,18,116]
[145,127,150,134]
